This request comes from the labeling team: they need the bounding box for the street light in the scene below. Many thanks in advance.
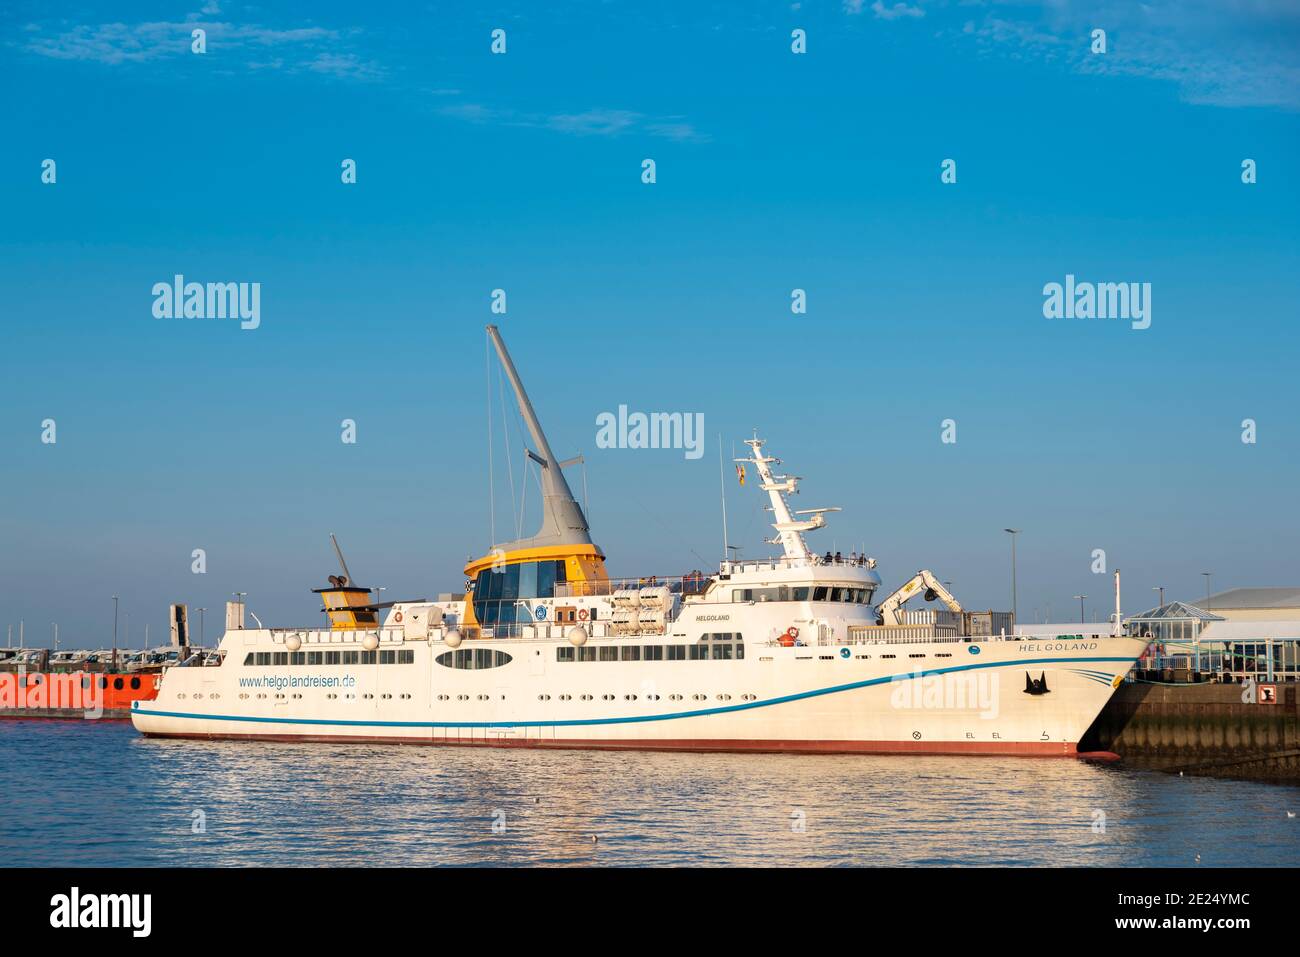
[1004,529,1021,625]
[1153,585,1165,608]
[112,596,119,671]
[1201,572,1213,610]
[1073,594,1087,624]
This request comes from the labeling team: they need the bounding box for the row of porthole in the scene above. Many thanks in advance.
[802,653,951,660]
[17,676,143,690]
[423,692,761,704]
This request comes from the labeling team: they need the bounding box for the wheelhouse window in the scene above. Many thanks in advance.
[473,559,567,629]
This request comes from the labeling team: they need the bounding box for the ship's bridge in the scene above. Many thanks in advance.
[713,555,883,606]
[463,544,608,631]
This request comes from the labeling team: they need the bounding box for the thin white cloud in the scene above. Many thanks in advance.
[438,103,707,143]
[953,0,1300,110]
[871,2,925,20]
[22,17,383,80]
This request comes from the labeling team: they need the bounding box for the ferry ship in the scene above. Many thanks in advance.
[132,326,1149,755]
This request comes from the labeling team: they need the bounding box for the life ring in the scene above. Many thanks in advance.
[787,626,799,640]
[394,611,403,623]
[578,608,589,621]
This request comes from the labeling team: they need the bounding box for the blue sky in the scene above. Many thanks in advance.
[2,1,1298,646]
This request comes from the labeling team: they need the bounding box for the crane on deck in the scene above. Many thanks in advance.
[875,569,963,626]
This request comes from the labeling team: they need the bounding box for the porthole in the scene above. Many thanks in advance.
[646,694,660,701]
[624,694,637,701]
[909,653,925,659]
[717,694,732,701]
[601,694,615,701]
[113,677,124,690]
[580,694,593,701]
[669,694,683,701]
[239,693,249,700]
[477,694,489,701]
[457,694,469,701]
[194,694,204,700]
[437,694,449,701]
[538,694,551,701]
[177,694,187,700]
[363,693,374,700]
[130,677,141,690]
[559,694,572,701]
[692,694,706,701]
[741,693,756,701]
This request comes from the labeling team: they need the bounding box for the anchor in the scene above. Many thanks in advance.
[1023,671,1050,696]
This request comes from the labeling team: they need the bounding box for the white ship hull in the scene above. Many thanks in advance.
[133,328,1148,758]
[133,629,1147,756]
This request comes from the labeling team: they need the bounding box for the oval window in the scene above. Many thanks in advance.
[113,678,124,690]
[435,648,514,670]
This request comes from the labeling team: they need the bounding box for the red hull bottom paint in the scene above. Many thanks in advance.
[1076,750,1122,763]
[139,731,1081,757]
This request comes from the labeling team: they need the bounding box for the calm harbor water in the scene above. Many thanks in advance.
[2,719,1298,867]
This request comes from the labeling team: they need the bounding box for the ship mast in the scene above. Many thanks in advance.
[736,436,838,561]
[485,325,593,551]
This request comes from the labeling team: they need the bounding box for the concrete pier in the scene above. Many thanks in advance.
[1082,682,1300,783]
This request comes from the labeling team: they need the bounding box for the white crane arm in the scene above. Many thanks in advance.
[875,569,963,625]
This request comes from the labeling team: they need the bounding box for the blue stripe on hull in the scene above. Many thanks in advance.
[135,654,1137,730]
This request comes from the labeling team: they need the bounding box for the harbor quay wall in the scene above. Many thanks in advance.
[1082,683,1300,783]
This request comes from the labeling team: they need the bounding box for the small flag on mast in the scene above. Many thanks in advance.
[736,464,745,486]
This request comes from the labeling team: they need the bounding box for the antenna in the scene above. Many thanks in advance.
[329,533,353,584]
[718,434,730,562]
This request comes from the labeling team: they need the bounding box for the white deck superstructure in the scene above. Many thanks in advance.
[132,329,1149,755]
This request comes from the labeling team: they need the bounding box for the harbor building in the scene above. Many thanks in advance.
[1125,592,1300,684]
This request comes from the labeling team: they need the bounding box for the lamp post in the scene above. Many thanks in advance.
[1153,585,1164,608]
[1201,572,1212,609]
[1073,594,1087,624]
[1004,529,1020,626]
[197,608,207,649]
[112,596,119,670]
